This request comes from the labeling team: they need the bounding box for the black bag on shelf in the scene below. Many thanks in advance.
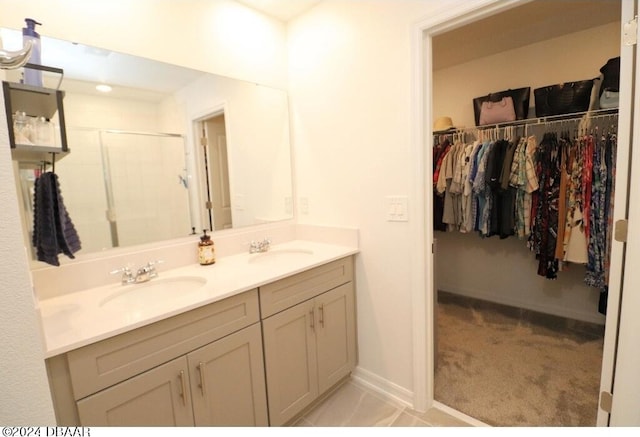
[533,80,594,117]
[599,56,620,96]
[472,87,530,126]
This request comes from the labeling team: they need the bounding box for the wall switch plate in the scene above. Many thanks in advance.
[300,197,309,215]
[234,194,245,210]
[386,196,408,222]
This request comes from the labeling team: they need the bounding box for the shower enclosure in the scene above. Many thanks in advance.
[16,126,194,259]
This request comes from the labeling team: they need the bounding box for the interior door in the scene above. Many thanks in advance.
[203,116,232,230]
[609,0,640,425]
[595,0,638,426]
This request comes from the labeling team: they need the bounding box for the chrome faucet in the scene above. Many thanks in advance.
[249,238,271,254]
[110,260,164,284]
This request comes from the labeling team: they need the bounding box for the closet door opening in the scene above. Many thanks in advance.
[426,0,632,427]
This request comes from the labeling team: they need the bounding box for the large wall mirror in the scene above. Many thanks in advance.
[1,28,294,261]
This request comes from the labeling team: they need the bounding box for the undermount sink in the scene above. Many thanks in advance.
[248,248,314,264]
[99,276,207,309]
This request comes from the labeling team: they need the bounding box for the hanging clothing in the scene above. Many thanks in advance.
[433,137,451,231]
[460,142,479,232]
[431,114,618,314]
[438,140,464,231]
[585,134,616,290]
[473,141,496,237]
[531,132,561,279]
[498,138,518,239]
[599,134,617,315]
[510,136,539,239]
[554,138,570,261]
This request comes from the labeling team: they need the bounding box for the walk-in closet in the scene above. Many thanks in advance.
[429,0,623,426]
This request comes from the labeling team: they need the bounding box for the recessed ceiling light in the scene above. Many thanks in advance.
[96,84,112,93]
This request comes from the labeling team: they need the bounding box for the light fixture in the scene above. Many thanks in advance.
[96,84,112,93]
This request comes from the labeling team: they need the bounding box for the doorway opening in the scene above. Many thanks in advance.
[415,0,630,427]
[196,112,232,231]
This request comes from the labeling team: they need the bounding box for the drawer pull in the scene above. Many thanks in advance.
[179,370,187,406]
[319,304,325,327]
[310,309,315,331]
[198,362,207,397]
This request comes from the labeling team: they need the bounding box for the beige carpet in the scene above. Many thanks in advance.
[434,291,604,427]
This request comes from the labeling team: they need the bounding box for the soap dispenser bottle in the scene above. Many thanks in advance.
[198,230,216,266]
[22,18,42,87]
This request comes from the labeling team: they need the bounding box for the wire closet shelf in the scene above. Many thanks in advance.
[437,108,619,143]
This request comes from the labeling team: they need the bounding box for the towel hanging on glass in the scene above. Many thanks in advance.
[32,171,81,266]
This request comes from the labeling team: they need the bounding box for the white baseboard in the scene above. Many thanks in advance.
[351,366,414,408]
[432,400,491,427]
[351,367,492,427]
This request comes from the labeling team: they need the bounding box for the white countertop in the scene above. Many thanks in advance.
[38,240,359,358]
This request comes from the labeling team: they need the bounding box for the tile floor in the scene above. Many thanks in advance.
[291,378,471,427]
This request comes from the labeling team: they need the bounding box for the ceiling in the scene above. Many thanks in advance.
[0,1,323,99]
[1,0,621,97]
[235,0,322,21]
[433,0,621,70]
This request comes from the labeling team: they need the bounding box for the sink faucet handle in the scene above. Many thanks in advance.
[110,266,131,275]
[146,259,165,268]
[110,266,135,284]
[146,259,164,277]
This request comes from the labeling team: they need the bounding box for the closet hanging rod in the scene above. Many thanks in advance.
[524,111,618,129]
[446,108,618,134]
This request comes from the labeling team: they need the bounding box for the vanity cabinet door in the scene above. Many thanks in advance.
[76,356,194,426]
[188,323,268,426]
[262,299,319,426]
[315,283,357,394]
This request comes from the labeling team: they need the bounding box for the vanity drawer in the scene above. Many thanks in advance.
[67,289,259,400]
[259,257,353,318]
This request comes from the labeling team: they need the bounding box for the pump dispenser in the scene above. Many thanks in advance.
[22,18,42,87]
[198,230,216,266]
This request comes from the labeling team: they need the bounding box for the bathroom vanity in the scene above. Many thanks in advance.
[41,241,358,426]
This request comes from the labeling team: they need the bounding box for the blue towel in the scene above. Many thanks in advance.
[32,172,82,266]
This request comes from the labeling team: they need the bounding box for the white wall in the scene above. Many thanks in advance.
[287,0,462,400]
[0,0,288,89]
[172,74,292,230]
[433,22,621,130]
[432,22,620,324]
[0,73,56,424]
[0,0,288,424]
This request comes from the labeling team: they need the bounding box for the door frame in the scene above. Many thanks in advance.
[610,0,640,425]
[190,103,232,233]
[201,114,233,230]
[410,0,633,425]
